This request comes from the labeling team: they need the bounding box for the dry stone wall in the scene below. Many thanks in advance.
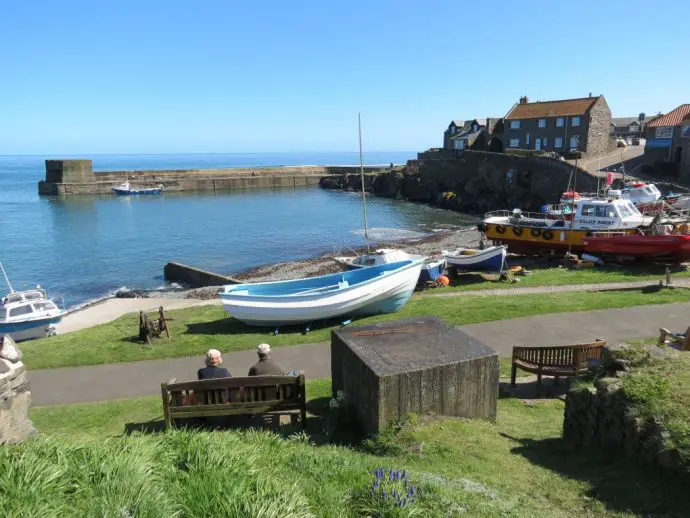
[0,338,37,444]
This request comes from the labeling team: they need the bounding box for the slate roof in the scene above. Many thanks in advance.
[505,96,600,120]
[646,105,690,127]
[611,117,643,127]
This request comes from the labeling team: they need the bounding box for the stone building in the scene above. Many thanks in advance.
[443,118,503,152]
[643,104,690,165]
[679,114,690,182]
[610,114,657,140]
[502,95,614,157]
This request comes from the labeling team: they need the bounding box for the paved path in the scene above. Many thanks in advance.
[30,302,690,406]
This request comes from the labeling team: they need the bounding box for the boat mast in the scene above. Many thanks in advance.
[0,262,14,293]
[358,113,370,250]
[567,158,578,255]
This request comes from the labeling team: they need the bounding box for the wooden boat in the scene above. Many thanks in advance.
[582,232,690,262]
[334,248,445,282]
[219,258,424,326]
[443,245,507,272]
[112,181,163,196]
[482,199,651,254]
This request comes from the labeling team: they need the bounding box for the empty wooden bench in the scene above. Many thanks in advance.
[658,327,690,351]
[511,340,606,396]
[160,372,307,429]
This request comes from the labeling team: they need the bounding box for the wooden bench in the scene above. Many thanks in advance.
[658,327,690,351]
[160,372,307,429]
[511,340,606,396]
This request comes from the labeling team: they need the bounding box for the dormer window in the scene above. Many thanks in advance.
[472,124,478,132]
[450,126,456,134]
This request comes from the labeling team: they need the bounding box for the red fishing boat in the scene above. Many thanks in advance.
[582,233,690,262]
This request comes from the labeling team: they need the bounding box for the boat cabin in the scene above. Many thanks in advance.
[351,249,411,267]
[619,182,661,205]
[0,289,60,322]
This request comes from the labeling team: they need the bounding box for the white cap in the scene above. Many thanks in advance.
[257,343,271,355]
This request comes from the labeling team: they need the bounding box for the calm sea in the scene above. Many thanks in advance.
[0,153,475,308]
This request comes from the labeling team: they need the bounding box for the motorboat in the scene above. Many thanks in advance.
[334,248,445,282]
[582,232,690,262]
[219,258,424,327]
[482,199,652,254]
[112,181,163,196]
[0,288,65,341]
[443,245,507,272]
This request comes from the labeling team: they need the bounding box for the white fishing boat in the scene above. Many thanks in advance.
[443,245,507,272]
[112,180,163,196]
[0,263,65,341]
[220,258,424,326]
[335,248,445,282]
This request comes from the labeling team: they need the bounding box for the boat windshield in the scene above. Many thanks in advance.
[8,304,34,318]
[33,301,57,312]
[0,308,5,320]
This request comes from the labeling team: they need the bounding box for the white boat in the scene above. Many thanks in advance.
[443,245,507,272]
[335,248,446,282]
[0,288,65,341]
[112,181,163,195]
[220,258,424,326]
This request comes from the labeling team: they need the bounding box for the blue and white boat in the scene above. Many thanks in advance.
[0,289,65,342]
[334,248,446,283]
[112,181,163,196]
[443,245,507,273]
[220,258,424,326]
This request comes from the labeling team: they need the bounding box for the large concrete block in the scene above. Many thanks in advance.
[331,316,499,435]
[45,159,94,183]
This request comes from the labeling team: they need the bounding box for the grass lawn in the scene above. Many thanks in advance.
[438,263,690,293]
[22,378,689,517]
[22,287,690,370]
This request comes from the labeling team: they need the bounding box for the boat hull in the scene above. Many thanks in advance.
[582,235,690,262]
[0,315,62,342]
[445,246,506,272]
[220,260,423,326]
[418,258,446,282]
[112,188,162,196]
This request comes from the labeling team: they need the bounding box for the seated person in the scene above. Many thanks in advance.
[197,349,232,380]
[248,343,286,376]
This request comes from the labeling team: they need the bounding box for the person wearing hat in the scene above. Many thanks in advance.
[248,343,285,376]
[197,349,232,380]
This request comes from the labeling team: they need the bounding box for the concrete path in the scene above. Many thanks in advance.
[29,302,690,406]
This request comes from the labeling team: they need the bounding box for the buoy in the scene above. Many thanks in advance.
[435,275,450,287]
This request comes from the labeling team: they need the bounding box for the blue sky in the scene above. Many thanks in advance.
[1,0,688,154]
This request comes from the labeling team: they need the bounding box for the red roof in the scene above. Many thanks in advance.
[646,104,690,127]
[505,97,600,120]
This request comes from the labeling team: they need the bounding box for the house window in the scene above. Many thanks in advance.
[543,138,548,147]
[472,124,478,132]
[538,119,546,128]
[556,117,564,128]
[629,123,639,132]
[682,125,690,138]
[555,137,563,148]
[572,116,580,127]
[655,127,674,139]
[450,126,456,134]
[570,135,580,150]
[526,133,531,145]
[453,139,465,150]
[509,138,519,147]
[510,120,520,129]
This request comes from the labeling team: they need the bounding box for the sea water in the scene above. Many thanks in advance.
[0,153,475,307]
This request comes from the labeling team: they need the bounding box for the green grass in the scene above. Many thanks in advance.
[23,287,690,370]
[22,379,690,517]
[439,264,690,292]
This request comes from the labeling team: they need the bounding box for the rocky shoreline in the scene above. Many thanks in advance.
[113,227,482,301]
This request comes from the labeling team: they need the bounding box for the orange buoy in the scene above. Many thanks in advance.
[435,275,450,287]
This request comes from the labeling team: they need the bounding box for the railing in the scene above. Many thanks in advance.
[484,209,565,222]
[588,229,644,237]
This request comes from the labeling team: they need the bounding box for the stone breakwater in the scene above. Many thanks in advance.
[320,150,598,214]
[38,159,388,195]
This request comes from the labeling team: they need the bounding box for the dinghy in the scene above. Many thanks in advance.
[219,258,424,326]
[334,248,445,282]
[443,245,507,272]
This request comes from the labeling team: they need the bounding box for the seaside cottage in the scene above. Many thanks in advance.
[443,118,504,152]
[501,95,614,157]
[643,103,690,166]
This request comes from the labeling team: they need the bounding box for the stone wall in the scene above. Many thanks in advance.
[163,262,240,287]
[586,96,616,157]
[45,159,94,183]
[321,150,599,214]
[0,338,37,444]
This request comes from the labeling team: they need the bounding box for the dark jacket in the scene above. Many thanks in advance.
[248,358,285,376]
[197,366,231,380]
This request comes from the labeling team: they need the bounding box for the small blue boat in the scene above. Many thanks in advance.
[418,257,446,282]
[112,181,163,196]
[443,245,507,273]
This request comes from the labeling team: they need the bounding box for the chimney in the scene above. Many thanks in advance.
[519,96,529,104]
[589,92,592,98]
[639,112,645,121]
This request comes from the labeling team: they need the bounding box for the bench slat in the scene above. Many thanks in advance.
[165,375,300,392]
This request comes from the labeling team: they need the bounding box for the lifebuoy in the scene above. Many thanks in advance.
[512,227,523,237]
[530,228,542,237]
[542,230,553,240]
[495,225,506,234]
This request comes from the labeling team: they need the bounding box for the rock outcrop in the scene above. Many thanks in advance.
[0,336,37,444]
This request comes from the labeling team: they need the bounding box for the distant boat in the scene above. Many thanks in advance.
[444,245,507,272]
[112,181,163,196]
[0,263,65,341]
[219,258,424,327]
[335,248,445,282]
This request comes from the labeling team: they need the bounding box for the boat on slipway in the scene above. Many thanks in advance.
[443,245,507,272]
[112,181,163,196]
[219,258,424,327]
[582,232,690,262]
[481,198,651,254]
[334,248,446,282]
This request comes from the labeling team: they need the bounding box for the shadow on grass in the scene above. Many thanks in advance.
[498,379,570,400]
[503,433,689,516]
[184,316,349,336]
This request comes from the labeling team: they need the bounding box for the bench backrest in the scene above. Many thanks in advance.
[512,340,606,368]
[161,372,306,421]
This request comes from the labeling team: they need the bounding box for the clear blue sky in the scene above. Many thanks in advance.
[1,0,688,154]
